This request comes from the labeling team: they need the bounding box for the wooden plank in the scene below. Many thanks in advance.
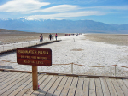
[75,77,84,96]
[26,74,48,96]
[1,71,128,96]
[94,78,103,96]
[105,78,117,96]
[20,74,45,96]
[45,76,64,96]
[68,77,78,96]
[29,74,48,96]
[0,72,18,83]
[0,72,21,87]
[0,71,8,77]
[0,72,23,90]
[33,75,54,96]
[0,72,17,80]
[15,74,42,96]
[8,85,25,96]
[0,73,25,96]
[89,78,96,96]
[16,73,31,87]
[11,73,30,86]
[8,73,31,96]
[16,81,33,96]
[116,79,128,96]
[59,77,73,96]
[83,78,89,96]
[38,75,58,96]
[100,78,111,96]
[53,76,68,96]
[1,73,30,96]
[111,78,124,96]
[122,79,128,88]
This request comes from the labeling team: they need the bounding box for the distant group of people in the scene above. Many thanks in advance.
[40,33,58,42]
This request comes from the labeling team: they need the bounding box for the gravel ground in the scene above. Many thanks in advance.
[85,34,128,46]
[0,33,64,44]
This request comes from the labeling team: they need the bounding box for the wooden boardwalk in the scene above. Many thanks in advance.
[0,40,61,54]
[0,71,128,96]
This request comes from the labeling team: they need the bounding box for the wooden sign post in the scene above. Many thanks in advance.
[17,48,52,90]
[32,66,38,90]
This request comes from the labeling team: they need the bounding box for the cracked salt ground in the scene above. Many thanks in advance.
[0,35,128,76]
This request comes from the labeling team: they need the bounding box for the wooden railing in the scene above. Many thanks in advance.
[52,63,128,77]
[0,38,61,53]
[0,60,128,77]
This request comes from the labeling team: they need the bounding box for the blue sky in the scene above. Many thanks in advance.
[0,0,128,24]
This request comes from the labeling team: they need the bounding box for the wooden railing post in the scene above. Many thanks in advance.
[22,43,23,48]
[112,65,117,77]
[3,46,4,51]
[13,44,14,49]
[115,66,117,77]
[73,38,75,42]
[70,63,74,74]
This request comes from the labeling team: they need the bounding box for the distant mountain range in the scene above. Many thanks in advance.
[0,18,128,34]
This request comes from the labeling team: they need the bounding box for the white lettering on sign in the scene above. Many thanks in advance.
[23,60,43,64]
[18,50,49,55]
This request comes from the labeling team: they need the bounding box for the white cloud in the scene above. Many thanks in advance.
[0,0,127,14]
[0,0,127,21]
[26,11,106,20]
[32,5,81,12]
[0,0,81,13]
[84,6,128,10]
[0,0,50,12]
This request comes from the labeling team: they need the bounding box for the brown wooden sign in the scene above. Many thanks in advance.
[17,48,52,66]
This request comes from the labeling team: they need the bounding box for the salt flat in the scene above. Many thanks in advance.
[0,34,128,77]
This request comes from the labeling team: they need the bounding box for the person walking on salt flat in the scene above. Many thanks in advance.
[40,34,43,42]
[55,33,58,41]
[49,34,52,41]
